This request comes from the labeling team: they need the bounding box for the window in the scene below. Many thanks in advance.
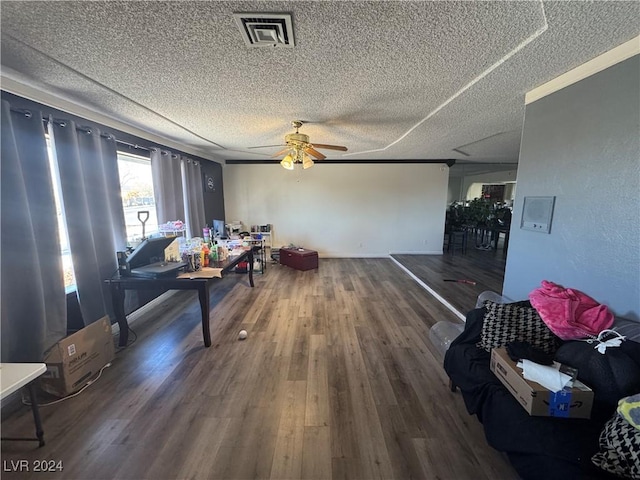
[45,136,160,291]
[117,152,158,245]
[45,136,76,292]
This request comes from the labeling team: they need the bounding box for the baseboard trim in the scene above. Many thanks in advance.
[389,250,443,256]
[111,290,179,336]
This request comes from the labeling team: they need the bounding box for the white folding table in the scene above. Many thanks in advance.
[1,363,47,447]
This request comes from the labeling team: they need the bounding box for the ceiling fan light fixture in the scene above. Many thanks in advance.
[281,154,294,170]
[302,154,314,169]
[253,120,347,170]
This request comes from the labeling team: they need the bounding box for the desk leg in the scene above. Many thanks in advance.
[111,283,129,347]
[198,283,212,347]
[27,383,45,447]
[248,249,255,288]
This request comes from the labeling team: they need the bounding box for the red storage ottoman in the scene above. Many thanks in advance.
[280,248,318,271]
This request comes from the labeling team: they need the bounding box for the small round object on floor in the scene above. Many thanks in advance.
[239,330,248,340]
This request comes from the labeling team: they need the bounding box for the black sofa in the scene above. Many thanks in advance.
[443,305,640,480]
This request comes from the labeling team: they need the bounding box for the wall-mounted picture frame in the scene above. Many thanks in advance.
[521,196,555,234]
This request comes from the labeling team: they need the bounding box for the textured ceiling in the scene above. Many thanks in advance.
[1,1,638,173]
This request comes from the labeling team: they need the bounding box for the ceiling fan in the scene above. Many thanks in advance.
[249,120,347,170]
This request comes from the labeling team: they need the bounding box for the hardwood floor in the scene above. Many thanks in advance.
[393,235,508,316]
[1,257,516,480]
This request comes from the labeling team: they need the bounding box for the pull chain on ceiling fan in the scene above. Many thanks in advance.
[249,120,347,170]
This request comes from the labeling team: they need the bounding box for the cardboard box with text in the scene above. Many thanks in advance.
[40,316,115,397]
[490,347,593,419]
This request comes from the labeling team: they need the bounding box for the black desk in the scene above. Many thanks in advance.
[106,249,254,348]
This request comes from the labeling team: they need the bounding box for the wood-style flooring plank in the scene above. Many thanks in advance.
[301,426,332,480]
[269,380,306,480]
[334,311,394,480]
[305,335,330,427]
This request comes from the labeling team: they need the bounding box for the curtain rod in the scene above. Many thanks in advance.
[115,139,151,153]
[11,106,207,160]
[24,108,201,157]
[36,114,152,152]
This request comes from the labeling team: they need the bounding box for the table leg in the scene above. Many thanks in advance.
[27,383,45,447]
[492,229,498,250]
[111,283,129,347]
[198,282,212,347]
[248,249,255,288]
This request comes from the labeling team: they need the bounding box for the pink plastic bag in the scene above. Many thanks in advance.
[528,280,614,340]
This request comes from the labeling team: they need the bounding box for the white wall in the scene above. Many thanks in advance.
[447,176,463,204]
[223,163,449,257]
[503,56,640,320]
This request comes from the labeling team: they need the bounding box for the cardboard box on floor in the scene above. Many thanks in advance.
[40,316,115,397]
[490,347,593,419]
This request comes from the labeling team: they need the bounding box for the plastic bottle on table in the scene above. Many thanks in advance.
[202,244,210,267]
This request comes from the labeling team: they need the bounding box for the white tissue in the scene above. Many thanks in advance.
[518,360,572,393]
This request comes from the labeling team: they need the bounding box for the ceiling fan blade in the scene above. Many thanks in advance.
[271,147,292,158]
[247,144,286,149]
[305,146,326,160]
[311,143,348,151]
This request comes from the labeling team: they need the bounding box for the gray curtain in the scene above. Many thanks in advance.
[51,120,126,325]
[150,149,185,224]
[1,101,67,362]
[183,157,206,238]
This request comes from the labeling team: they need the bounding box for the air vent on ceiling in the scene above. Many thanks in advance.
[233,13,295,48]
